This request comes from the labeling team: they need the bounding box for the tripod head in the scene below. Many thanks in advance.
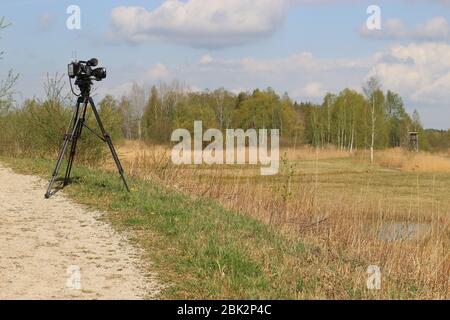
[74,77,93,98]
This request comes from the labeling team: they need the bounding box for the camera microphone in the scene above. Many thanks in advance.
[87,58,98,67]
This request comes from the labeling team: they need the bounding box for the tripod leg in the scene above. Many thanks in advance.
[44,134,72,199]
[64,100,88,186]
[89,97,130,192]
[45,100,82,198]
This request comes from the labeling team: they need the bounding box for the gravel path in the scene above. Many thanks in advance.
[0,164,159,300]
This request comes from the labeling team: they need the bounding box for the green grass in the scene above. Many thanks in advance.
[0,156,325,299]
[293,158,450,219]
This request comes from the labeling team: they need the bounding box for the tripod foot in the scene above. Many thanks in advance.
[44,193,51,199]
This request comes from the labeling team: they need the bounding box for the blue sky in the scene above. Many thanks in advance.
[1,0,450,129]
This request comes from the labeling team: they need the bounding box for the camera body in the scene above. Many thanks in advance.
[68,58,106,81]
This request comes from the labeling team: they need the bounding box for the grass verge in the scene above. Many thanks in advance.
[1,156,324,299]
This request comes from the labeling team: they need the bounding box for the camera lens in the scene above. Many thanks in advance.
[92,67,106,80]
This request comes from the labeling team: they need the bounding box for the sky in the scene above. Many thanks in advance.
[1,0,450,129]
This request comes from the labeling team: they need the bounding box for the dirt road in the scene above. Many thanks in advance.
[0,164,159,300]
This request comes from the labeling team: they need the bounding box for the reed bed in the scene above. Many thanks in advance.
[375,148,450,173]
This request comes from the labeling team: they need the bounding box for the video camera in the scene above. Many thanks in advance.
[68,58,106,81]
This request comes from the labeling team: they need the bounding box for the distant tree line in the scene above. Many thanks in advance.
[103,79,447,152]
[425,129,450,151]
[1,76,449,159]
[2,77,449,161]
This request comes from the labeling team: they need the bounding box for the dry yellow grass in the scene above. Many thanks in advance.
[117,141,352,163]
[105,141,450,299]
[375,148,450,173]
[282,145,352,161]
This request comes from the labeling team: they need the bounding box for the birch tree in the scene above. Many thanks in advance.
[363,77,382,163]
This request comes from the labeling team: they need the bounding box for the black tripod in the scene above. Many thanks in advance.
[45,78,130,198]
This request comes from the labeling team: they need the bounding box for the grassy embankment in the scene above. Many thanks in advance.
[0,156,369,299]
[1,143,449,299]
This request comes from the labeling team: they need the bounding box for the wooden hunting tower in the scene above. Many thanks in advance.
[408,132,419,152]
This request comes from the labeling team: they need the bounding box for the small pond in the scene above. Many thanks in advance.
[366,221,432,241]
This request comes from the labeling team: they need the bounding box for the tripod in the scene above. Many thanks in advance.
[45,78,130,199]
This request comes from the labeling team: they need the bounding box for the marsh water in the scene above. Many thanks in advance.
[366,221,432,241]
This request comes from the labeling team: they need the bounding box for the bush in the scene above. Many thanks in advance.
[0,97,123,164]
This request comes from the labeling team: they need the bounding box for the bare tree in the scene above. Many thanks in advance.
[0,17,18,114]
[129,83,147,139]
[0,71,18,110]
[42,73,70,106]
[0,17,9,59]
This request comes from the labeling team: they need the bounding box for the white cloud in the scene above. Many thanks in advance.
[110,0,291,48]
[199,54,213,65]
[108,0,364,48]
[107,43,450,106]
[95,81,134,100]
[146,63,171,81]
[415,16,450,40]
[297,82,324,99]
[103,42,450,128]
[360,16,450,41]
[369,42,450,104]
[95,63,172,98]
